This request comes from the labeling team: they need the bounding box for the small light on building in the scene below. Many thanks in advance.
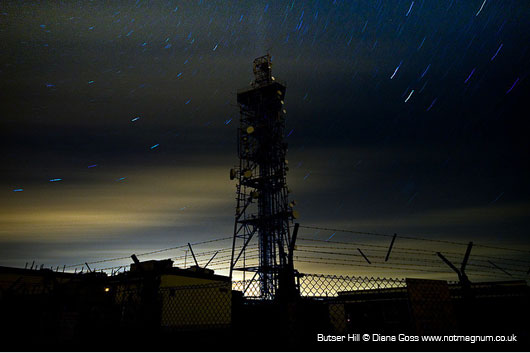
[104,287,110,292]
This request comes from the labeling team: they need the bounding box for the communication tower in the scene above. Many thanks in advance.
[229,54,298,300]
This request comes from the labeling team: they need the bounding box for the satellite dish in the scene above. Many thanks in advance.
[246,126,255,134]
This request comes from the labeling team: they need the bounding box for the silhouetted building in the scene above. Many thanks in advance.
[110,259,231,330]
[329,278,529,338]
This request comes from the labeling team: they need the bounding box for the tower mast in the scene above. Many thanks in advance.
[229,54,298,299]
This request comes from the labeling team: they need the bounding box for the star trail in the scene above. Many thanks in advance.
[0,0,529,275]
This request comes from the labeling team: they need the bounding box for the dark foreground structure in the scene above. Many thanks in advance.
[0,262,529,351]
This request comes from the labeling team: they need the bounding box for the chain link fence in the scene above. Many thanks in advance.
[107,273,409,334]
[231,273,411,334]
[114,281,232,331]
[230,273,528,337]
[232,273,406,298]
[299,273,406,297]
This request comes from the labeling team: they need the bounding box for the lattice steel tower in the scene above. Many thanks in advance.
[229,54,298,300]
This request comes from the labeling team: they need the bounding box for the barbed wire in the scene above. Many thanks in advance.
[60,225,529,282]
[298,237,530,266]
[295,250,499,275]
[64,236,232,268]
[295,248,528,275]
[295,243,530,273]
[298,225,530,254]
[293,256,519,280]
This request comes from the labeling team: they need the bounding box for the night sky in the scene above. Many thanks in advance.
[1,0,529,279]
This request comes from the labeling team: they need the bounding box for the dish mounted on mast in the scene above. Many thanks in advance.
[229,54,299,300]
